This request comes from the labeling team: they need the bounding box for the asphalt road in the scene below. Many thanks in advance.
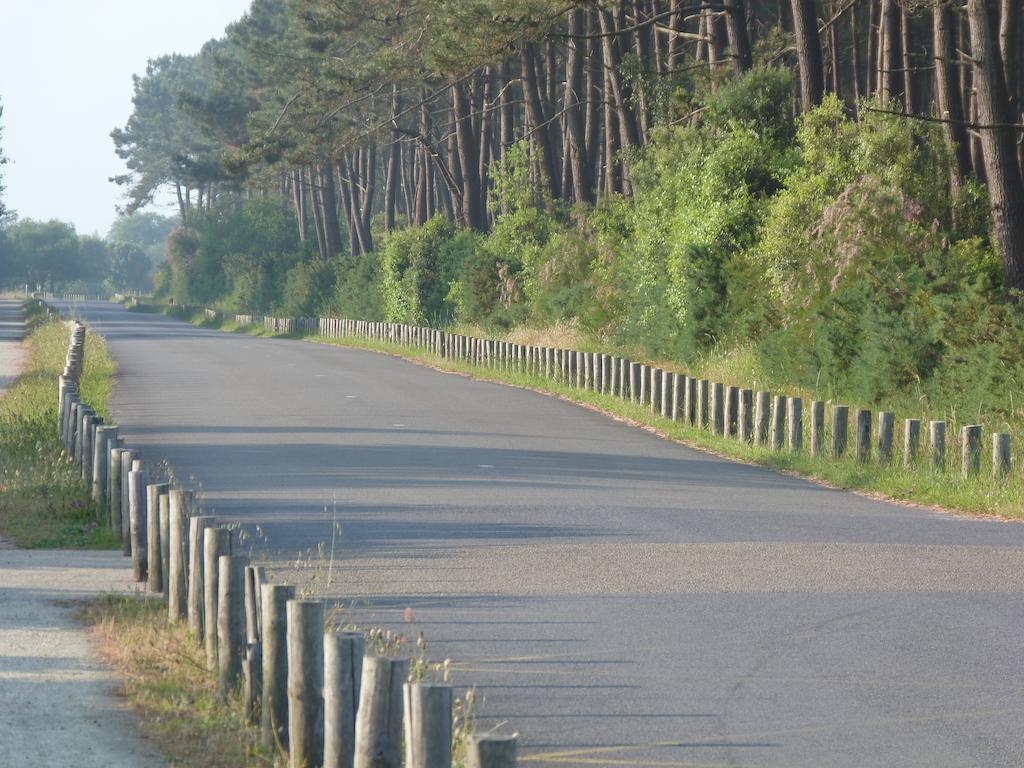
[63,301,1024,768]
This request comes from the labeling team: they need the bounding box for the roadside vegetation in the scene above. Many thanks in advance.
[79,595,277,768]
[0,302,119,547]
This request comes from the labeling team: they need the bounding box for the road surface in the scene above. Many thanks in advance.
[63,301,1024,768]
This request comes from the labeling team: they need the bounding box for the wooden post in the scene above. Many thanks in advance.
[188,515,211,639]
[218,554,250,696]
[770,395,786,451]
[128,468,148,582]
[738,389,753,443]
[670,373,681,421]
[962,425,982,478]
[629,363,640,404]
[146,482,169,594]
[929,420,946,471]
[809,401,824,457]
[993,433,1011,479]
[754,392,770,445]
[403,683,453,768]
[120,452,136,556]
[649,368,662,413]
[725,386,739,438]
[711,383,725,435]
[243,566,265,725]
[204,527,231,670]
[324,632,365,768]
[661,370,671,418]
[638,365,649,405]
[168,489,191,622]
[787,397,803,451]
[684,377,697,425]
[262,584,297,751]
[697,380,710,429]
[159,489,171,591]
[354,655,409,768]
[288,600,325,768]
[855,409,872,463]
[466,734,518,768]
[904,419,921,467]
[877,412,895,465]
[831,406,849,458]
[108,448,124,535]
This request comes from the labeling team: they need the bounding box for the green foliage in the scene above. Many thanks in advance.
[329,251,384,321]
[380,216,480,325]
[282,259,334,317]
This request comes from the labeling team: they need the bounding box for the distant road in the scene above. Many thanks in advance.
[64,300,1024,768]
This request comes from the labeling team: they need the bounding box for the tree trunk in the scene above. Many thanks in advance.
[725,0,754,74]
[933,2,972,188]
[453,78,484,230]
[877,0,902,105]
[384,87,400,232]
[566,8,595,203]
[520,44,561,198]
[966,0,1024,291]
[291,169,307,242]
[791,0,826,109]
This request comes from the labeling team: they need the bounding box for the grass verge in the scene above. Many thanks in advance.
[130,302,1024,520]
[78,595,280,768]
[0,305,120,547]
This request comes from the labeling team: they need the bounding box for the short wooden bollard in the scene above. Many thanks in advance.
[403,682,453,768]
[287,600,325,768]
[697,380,710,429]
[243,565,265,725]
[204,527,232,670]
[218,554,250,696]
[660,370,671,418]
[629,363,640,404]
[649,368,662,414]
[770,395,785,451]
[787,397,803,451]
[738,389,753,443]
[168,489,192,623]
[128,469,148,582]
[324,632,366,768]
[831,406,848,458]
[904,419,921,467]
[146,482,170,594]
[602,354,612,393]
[159,489,171,590]
[188,515,211,639]
[121,453,137,556]
[877,412,895,465]
[354,655,409,768]
[725,386,739,438]
[670,373,682,421]
[929,420,946,471]
[684,377,697,425]
[993,433,1011,479]
[108,448,124,535]
[262,584,297,751]
[711,383,724,436]
[754,391,770,445]
[962,425,982,478]
[638,365,649,405]
[809,401,824,457]
[91,425,115,514]
[855,409,872,463]
[466,734,518,768]
[245,565,265,643]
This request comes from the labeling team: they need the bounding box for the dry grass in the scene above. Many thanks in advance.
[79,595,283,768]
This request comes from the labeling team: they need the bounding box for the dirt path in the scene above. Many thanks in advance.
[0,302,164,767]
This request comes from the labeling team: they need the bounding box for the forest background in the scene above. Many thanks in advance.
[2,0,1024,423]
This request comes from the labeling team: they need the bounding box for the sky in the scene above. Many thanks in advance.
[0,0,252,237]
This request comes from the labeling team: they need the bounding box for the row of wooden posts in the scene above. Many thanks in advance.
[207,310,1012,480]
[54,316,517,768]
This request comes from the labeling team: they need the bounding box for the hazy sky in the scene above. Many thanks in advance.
[0,0,252,237]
